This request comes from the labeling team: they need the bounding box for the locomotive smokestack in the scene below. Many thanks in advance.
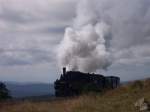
[63,67,66,75]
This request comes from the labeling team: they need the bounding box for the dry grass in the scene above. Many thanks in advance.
[0,79,150,112]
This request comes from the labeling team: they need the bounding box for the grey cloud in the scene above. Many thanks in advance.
[0,0,76,24]
[32,25,66,35]
[0,0,77,67]
[0,48,54,66]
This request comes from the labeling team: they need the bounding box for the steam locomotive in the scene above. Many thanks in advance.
[54,67,120,97]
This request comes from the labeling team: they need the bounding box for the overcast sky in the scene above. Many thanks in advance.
[0,0,150,83]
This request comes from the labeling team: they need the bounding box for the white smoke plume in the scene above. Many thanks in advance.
[57,0,150,72]
[57,0,112,72]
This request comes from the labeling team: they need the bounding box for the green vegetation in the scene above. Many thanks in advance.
[0,79,150,112]
[0,82,11,100]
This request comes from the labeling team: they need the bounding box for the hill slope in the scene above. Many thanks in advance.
[5,82,54,98]
[1,79,150,112]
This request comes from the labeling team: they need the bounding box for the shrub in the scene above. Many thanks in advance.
[0,82,11,100]
[131,80,144,89]
[128,80,144,94]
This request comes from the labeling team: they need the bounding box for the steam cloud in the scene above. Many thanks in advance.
[57,0,150,72]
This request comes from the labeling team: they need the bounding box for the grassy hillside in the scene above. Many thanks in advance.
[0,78,150,112]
